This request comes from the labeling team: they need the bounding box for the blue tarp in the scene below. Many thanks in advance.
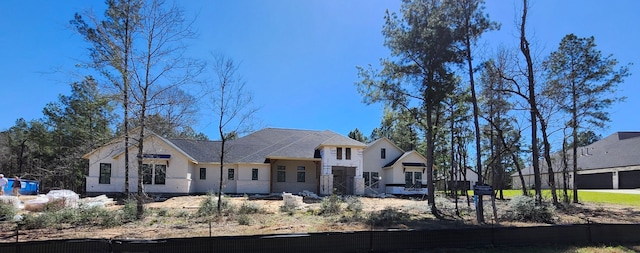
[2,178,39,195]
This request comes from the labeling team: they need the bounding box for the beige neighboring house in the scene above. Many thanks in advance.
[511,132,640,190]
[84,128,431,197]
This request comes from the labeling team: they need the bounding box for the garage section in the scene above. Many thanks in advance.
[619,170,640,189]
[576,172,613,189]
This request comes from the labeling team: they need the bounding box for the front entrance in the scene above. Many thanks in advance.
[332,166,355,195]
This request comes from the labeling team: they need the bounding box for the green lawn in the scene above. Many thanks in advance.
[490,189,640,207]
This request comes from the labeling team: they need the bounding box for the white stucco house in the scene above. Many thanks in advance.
[83,128,430,196]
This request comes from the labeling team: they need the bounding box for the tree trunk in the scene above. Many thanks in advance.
[539,117,558,205]
[571,80,579,203]
[520,0,542,205]
[425,107,438,216]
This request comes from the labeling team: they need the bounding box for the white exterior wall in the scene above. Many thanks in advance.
[271,160,319,194]
[236,164,271,194]
[86,136,192,194]
[193,164,259,194]
[363,139,404,194]
[383,152,428,195]
[319,146,365,195]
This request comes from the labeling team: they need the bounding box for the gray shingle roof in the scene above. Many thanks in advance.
[513,132,640,176]
[169,128,366,164]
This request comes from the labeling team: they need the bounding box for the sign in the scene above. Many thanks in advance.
[473,184,493,196]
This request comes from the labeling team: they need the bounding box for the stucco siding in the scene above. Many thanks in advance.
[271,160,318,194]
[87,135,194,195]
[236,164,270,194]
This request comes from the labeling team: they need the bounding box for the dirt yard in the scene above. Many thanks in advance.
[2,193,640,242]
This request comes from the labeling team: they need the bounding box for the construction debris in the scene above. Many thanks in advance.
[0,196,20,209]
[282,192,304,208]
[298,190,320,199]
[79,195,116,208]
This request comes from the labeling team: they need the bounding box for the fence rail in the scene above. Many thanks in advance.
[1,223,640,253]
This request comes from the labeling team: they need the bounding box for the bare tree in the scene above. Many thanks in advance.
[129,0,203,218]
[73,0,204,218]
[206,54,257,213]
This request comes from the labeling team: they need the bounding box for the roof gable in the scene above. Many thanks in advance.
[384,150,428,168]
[367,137,404,153]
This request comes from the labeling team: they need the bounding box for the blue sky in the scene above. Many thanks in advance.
[0,1,638,141]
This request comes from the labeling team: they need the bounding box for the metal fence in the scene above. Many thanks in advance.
[1,223,640,253]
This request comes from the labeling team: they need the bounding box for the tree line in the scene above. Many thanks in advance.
[352,0,629,221]
[0,0,630,222]
[0,0,253,219]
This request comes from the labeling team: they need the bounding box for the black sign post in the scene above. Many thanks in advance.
[473,184,493,196]
[473,184,498,224]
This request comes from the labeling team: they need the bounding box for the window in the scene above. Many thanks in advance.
[372,172,380,188]
[99,163,111,184]
[228,168,235,180]
[337,147,343,160]
[297,166,306,182]
[277,165,286,182]
[363,172,370,187]
[142,164,153,184]
[363,172,380,188]
[405,171,423,188]
[381,148,386,159]
[154,165,166,185]
[252,168,259,180]
[143,164,167,185]
[200,168,206,180]
[345,148,351,160]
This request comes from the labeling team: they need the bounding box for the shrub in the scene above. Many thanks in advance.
[369,207,410,227]
[175,210,191,218]
[198,193,233,217]
[505,195,555,223]
[319,194,343,216]
[0,201,16,221]
[279,204,296,215]
[238,201,263,214]
[19,205,122,229]
[121,199,145,222]
[157,208,170,217]
[344,196,363,214]
[20,213,57,229]
[237,213,251,225]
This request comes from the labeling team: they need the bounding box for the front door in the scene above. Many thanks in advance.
[332,166,355,195]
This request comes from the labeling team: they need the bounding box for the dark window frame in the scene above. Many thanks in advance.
[228,168,235,180]
[345,148,351,160]
[200,168,206,180]
[252,168,259,180]
[277,165,286,182]
[154,164,166,185]
[381,148,386,159]
[142,164,153,185]
[363,172,370,187]
[99,163,111,184]
[297,166,306,182]
[337,147,343,160]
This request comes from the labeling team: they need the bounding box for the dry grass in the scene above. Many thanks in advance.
[1,193,640,242]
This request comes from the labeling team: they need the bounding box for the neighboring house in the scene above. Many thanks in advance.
[84,128,430,196]
[511,132,640,190]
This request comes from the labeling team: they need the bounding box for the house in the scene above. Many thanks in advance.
[511,132,640,190]
[84,128,430,196]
